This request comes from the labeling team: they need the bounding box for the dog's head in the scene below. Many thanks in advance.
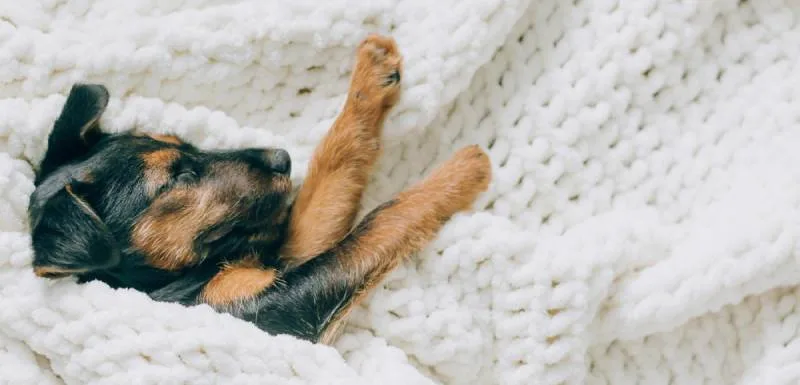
[28,84,292,283]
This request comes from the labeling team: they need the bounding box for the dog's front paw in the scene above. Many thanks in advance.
[350,34,403,109]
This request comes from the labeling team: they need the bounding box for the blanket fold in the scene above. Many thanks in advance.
[2,1,800,384]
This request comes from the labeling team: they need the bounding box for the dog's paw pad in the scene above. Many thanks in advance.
[351,34,403,108]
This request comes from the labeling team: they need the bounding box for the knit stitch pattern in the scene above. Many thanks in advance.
[2,1,800,384]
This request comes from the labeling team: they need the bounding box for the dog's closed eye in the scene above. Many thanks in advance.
[175,170,198,184]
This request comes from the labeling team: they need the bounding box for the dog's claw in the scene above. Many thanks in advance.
[352,34,403,109]
[383,70,401,86]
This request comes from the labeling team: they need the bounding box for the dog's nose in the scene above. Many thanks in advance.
[237,148,292,175]
[265,148,291,175]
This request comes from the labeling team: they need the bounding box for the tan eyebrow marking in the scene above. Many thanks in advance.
[147,134,183,145]
[141,148,180,196]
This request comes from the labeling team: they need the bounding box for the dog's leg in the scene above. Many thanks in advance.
[281,34,402,267]
[249,146,491,344]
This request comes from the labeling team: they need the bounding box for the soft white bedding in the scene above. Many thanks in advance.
[2,1,800,384]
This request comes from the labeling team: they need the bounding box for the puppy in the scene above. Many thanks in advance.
[28,35,491,344]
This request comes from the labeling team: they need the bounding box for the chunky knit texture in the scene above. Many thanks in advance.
[2,0,800,384]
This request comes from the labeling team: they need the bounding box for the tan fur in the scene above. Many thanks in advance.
[78,112,103,142]
[147,134,183,145]
[281,35,403,266]
[64,184,102,222]
[132,159,292,271]
[201,258,277,306]
[141,149,180,196]
[33,36,491,347]
[131,186,229,270]
[33,265,87,278]
[318,145,492,344]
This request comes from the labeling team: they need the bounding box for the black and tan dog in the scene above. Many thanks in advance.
[27,35,491,344]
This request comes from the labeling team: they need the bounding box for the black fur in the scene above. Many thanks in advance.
[28,84,399,343]
[29,85,292,292]
[35,84,109,185]
[238,200,396,340]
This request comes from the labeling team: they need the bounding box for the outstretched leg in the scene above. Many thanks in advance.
[280,34,403,267]
[248,145,492,344]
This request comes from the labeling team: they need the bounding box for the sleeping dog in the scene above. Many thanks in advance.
[27,35,491,344]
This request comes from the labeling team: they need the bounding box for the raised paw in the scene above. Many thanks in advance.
[349,34,403,110]
[400,145,492,216]
[439,145,492,199]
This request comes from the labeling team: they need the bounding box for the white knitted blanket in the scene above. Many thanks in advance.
[2,0,800,384]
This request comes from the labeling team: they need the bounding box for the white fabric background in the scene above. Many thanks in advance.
[1,0,800,384]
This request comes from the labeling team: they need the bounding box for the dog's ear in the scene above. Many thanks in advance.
[30,181,120,278]
[36,84,109,185]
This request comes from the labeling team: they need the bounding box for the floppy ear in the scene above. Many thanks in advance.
[30,181,120,278]
[36,84,109,185]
